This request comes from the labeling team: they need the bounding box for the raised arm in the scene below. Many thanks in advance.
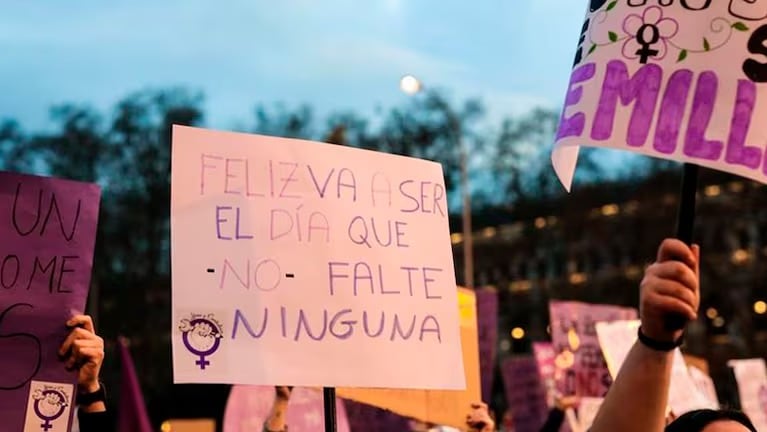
[264,386,292,432]
[590,239,699,432]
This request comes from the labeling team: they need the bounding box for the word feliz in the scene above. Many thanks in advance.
[589,0,767,19]
[559,59,767,174]
[199,154,447,216]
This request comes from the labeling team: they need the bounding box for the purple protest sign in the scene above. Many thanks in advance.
[224,386,351,432]
[0,171,100,432]
[549,301,637,398]
[475,289,498,403]
[343,400,410,432]
[532,342,557,408]
[501,356,549,432]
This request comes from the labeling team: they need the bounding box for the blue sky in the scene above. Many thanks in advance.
[0,0,587,131]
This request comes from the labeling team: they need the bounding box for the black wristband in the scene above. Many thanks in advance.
[637,327,683,351]
[76,382,106,406]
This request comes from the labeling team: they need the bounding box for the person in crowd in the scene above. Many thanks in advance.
[539,395,578,432]
[589,239,757,432]
[263,386,291,432]
[59,314,108,431]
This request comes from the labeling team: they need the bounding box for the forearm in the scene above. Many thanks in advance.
[265,398,289,431]
[590,342,673,432]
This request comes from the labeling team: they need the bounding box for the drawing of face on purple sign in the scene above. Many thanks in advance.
[179,314,224,370]
[554,0,767,192]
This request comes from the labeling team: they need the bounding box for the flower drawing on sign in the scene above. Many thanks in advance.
[179,314,224,370]
[622,6,679,63]
[32,387,69,431]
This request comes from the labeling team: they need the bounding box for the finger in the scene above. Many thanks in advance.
[66,344,104,370]
[647,292,697,321]
[67,315,95,333]
[649,261,698,292]
[657,239,696,268]
[58,327,92,357]
[654,281,699,313]
[692,244,700,276]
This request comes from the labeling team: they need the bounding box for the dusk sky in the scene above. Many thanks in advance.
[0,1,587,131]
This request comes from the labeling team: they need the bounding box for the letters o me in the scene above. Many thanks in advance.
[0,255,20,289]
[254,259,281,292]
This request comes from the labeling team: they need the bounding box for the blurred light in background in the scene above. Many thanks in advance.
[754,301,767,315]
[399,75,422,95]
[706,308,718,319]
[713,316,726,328]
[601,204,619,216]
[704,185,722,197]
[732,249,750,265]
[511,327,525,340]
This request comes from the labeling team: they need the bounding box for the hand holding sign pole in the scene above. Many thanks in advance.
[551,1,767,330]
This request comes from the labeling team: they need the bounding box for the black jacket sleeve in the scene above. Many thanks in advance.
[78,410,111,432]
[539,408,565,432]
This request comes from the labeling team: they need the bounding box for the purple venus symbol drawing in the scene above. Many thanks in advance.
[179,315,223,370]
[32,388,68,431]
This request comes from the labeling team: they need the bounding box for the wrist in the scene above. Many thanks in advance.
[638,326,684,351]
[78,380,101,394]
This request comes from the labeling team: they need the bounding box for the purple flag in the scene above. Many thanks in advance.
[475,289,498,403]
[501,356,549,432]
[117,338,152,432]
[0,172,100,432]
[343,400,410,432]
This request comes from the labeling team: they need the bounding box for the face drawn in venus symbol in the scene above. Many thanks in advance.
[180,317,223,370]
[32,389,68,431]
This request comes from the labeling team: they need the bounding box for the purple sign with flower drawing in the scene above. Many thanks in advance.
[553,0,767,191]
[0,171,101,432]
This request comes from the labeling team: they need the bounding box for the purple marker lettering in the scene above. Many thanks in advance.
[278,162,301,199]
[362,311,386,338]
[294,309,328,341]
[423,267,443,300]
[220,258,250,290]
[224,158,243,195]
[654,69,693,154]
[41,192,80,241]
[591,60,662,147]
[216,206,233,240]
[337,168,357,201]
[398,181,419,213]
[270,209,293,240]
[328,262,349,295]
[308,212,330,242]
[244,159,265,197]
[254,259,280,292]
[684,71,723,161]
[281,306,288,338]
[235,207,253,239]
[329,309,355,339]
[370,218,392,247]
[389,313,416,341]
[269,160,275,197]
[307,165,335,198]
[379,264,399,295]
[371,172,392,207]
[557,62,597,140]
[726,80,762,169]
[12,183,41,236]
[401,266,418,296]
[353,262,375,296]
[432,183,446,217]
[394,221,409,248]
[232,308,268,338]
[419,315,442,342]
[200,154,223,195]
[419,181,432,214]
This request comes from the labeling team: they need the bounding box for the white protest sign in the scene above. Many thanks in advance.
[729,358,767,430]
[554,1,767,191]
[170,125,464,389]
[688,366,719,409]
[595,320,716,416]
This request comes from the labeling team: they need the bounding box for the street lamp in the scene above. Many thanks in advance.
[399,75,474,288]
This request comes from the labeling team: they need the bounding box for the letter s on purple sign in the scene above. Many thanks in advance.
[556,63,597,140]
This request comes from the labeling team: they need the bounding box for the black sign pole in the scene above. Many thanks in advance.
[323,387,337,432]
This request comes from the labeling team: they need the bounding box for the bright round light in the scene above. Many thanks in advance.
[399,75,422,95]
[755,301,767,315]
[706,307,718,319]
[713,316,725,328]
[511,327,525,340]
[161,422,172,432]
